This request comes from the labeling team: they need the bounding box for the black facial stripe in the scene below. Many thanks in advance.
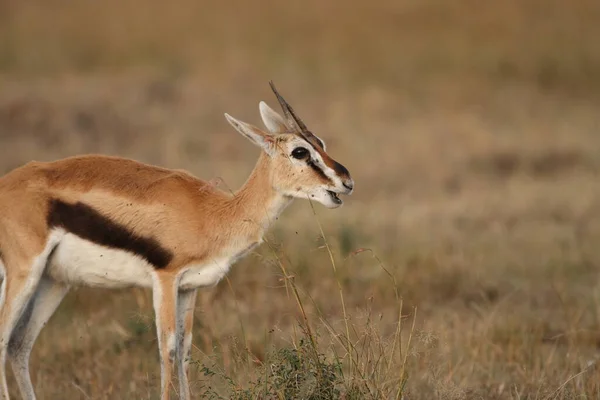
[307,160,333,184]
[47,199,173,269]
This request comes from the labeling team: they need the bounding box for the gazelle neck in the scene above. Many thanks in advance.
[230,152,292,233]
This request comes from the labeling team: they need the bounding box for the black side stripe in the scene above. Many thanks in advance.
[47,199,173,269]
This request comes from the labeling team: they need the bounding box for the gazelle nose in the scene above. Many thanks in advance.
[343,179,354,193]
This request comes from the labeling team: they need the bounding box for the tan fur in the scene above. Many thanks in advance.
[154,272,178,398]
[0,96,353,400]
[0,152,284,272]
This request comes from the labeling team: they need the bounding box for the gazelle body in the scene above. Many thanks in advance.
[0,83,353,400]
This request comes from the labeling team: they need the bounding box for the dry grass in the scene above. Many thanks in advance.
[2,0,600,398]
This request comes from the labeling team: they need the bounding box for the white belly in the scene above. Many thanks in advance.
[178,257,231,290]
[46,233,154,288]
[178,242,259,290]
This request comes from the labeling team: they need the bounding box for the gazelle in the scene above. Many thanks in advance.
[0,83,353,399]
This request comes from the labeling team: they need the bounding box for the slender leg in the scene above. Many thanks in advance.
[152,273,178,400]
[176,289,197,400]
[0,246,57,400]
[8,277,69,400]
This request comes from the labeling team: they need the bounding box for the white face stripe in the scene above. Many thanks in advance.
[310,150,343,186]
[286,137,344,188]
[279,135,349,208]
[295,140,343,188]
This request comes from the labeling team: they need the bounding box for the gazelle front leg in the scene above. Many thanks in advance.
[152,272,179,400]
[176,289,197,400]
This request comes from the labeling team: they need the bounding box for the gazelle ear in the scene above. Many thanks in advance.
[224,113,275,155]
[259,101,289,133]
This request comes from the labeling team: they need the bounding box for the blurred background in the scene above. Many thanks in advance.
[1,0,600,398]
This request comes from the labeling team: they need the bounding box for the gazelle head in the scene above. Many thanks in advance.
[225,82,354,208]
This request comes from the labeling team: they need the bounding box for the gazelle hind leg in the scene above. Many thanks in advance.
[0,262,53,398]
[176,289,197,400]
[8,277,69,400]
[0,262,6,314]
[0,260,5,400]
[0,233,61,400]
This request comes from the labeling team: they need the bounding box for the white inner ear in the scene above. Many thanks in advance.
[224,113,275,155]
[259,101,289,133]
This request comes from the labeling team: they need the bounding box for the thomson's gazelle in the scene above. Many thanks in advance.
[0,83,353,400]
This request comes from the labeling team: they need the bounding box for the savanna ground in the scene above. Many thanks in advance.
[1,0,600,398]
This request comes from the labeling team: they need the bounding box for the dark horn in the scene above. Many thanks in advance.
[268,81,309,133]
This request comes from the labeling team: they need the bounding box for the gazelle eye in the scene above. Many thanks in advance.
[291,147,309,160]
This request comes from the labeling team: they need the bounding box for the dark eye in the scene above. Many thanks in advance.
[291,147,309,160]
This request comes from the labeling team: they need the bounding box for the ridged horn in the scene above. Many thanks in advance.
[268,81,309,133]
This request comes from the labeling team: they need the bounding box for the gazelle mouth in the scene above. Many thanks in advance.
[327,190,343,205]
